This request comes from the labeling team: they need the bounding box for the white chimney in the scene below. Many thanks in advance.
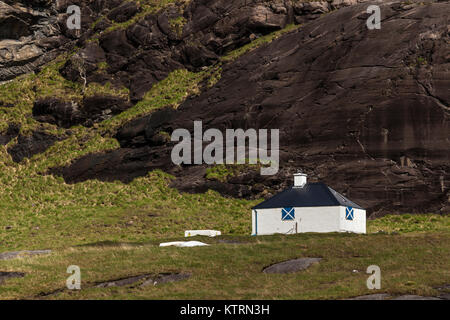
[294,173,307,188]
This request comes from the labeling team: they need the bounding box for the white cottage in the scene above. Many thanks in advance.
[251,173,366,235]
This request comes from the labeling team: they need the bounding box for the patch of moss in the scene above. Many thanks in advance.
[368,214,450,234]
[169,16,187,37]
[100,68,203,134]
[417,56,428,66]
[84,82,130,100]
[103,0,192,34]
[205,163,262,182]
[97,61,109,72]
[222,23,301,62]
[158,130,171,140]
[206,65,222,88]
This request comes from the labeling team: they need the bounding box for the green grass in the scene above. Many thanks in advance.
[0,62,252,255]
[169,16,187,37]
[205,165,236,182]
[416,56,428,66]
[0,223,448,300]
[99,68,204,134]
[0,166,254,251]
[0,55,129,136]
[205,163,262,182]
[222,23,301,62]
[368,214,449,234]
[102,0,191,34]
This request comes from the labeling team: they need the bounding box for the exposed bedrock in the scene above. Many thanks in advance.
[0,123,20,145]
[41,0,373,117]
[1,0,370,128]
[33,95,132,128]
[0,0,141,81]
[0,0,61,81]
[7,130,63,163]
[51,2,450,216]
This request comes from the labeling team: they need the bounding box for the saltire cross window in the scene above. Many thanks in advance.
[282,207,295,221]
[346,207,354,220]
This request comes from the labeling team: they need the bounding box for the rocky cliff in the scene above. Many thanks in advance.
[1,0,449,217]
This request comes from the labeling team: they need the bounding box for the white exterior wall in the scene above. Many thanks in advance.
[339,206,366,234]
[252,206,366,235]
[252,206,340,235]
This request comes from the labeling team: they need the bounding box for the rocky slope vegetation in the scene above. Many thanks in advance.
[1,0,449,217]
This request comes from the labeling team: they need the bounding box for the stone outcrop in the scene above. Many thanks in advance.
[51,1,450,216]
[0,123,20,145]
[0,0,61,80]
[7,130,62,163]
[263,258,322,274]
[33,95,132,128]
[1,0,372,97]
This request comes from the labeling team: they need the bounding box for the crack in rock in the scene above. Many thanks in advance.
[0,250,51,261]
[0,271,26,284]
[37,272,191,298]
[95,272,191,288]
[263,258,322,274]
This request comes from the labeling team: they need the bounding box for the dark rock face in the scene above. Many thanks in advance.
[106,1,140,23]
[32,98,82,128]
[0,123,20,145]
[0,0,62,80]
[0,0,141,81]
[174,1,450,216]
[115,108,177,147]
[7,131,61,163]
[14,0,355,127]
[6,0,372,129]
[58,0,371,103]
[82,95,132,125]
[52,2,450,216]
[32,95,131,128]
[0,2,30,40]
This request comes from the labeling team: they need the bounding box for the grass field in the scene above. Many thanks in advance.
[0,214,448,300]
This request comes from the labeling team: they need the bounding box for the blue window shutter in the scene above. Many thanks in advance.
[282,207,295,221]
[346,207,354,220]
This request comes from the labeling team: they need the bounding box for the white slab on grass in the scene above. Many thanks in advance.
[159,241,209,248]
[185,230,221,237]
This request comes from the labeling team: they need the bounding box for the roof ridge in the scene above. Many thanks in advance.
[327,186,363,209]
[322,184,341,206]
[251,186,292,210]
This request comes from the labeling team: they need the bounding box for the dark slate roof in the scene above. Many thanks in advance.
[252,183,364,210]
